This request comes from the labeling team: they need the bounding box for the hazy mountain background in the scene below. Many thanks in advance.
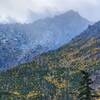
[0,10,91,69]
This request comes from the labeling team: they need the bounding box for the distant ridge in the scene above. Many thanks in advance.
[0,10,91,69]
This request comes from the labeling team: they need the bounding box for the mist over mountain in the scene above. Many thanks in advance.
[30,10,91,48]
[0,10,91,69]
[34,20,100,67]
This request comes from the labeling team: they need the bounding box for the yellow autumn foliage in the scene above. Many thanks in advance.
[13,91,20,96]
[44,76,67,89]
[27,90,41,98]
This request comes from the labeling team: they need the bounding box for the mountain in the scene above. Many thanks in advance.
[34,21,100,69]
[30,10,91,49]
[0,21,99,99]
[0,24,30,69]
[0,10,91,69]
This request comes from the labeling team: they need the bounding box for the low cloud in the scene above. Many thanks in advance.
[0,0,100,23]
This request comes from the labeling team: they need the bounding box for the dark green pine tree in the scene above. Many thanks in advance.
[78,70,93,100]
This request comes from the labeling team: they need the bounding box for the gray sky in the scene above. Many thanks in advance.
[0,0,100,23]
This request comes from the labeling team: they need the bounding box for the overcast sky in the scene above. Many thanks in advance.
[0,0,100,23]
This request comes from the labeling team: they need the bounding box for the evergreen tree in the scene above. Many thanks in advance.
[78,70,93,100]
